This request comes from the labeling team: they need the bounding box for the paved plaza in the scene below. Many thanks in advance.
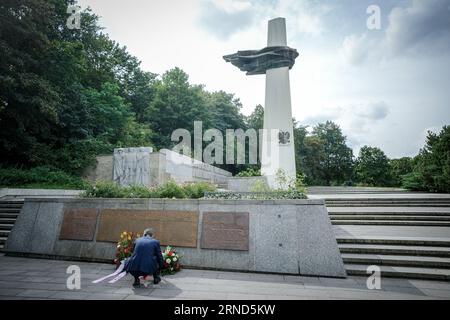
[0,255,449,300]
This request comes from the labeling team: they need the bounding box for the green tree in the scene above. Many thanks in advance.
[246,104,264,131]
[0,0,156,173]
[355,146,392,186]
[389,157,413,187]
[403,126,450,193]
[293,122,308,178]
[312,121,354,185]
[147,67,211,149]
[301,135,327,185]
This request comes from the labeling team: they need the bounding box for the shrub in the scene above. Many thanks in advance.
[156,180,187,199]
[82,180,217,199]
[401,172,425,191]
[182,182,217,199]
[0,166,89,189]
[237,167,261,177]
[83,181,126,198]
[127,185,157,198]
[251,179,271,193]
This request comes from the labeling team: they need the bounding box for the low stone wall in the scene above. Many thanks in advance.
[227,176,268,192]
[5,198,346,278]
[0,188,83,199]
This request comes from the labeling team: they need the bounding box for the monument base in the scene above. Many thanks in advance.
[5,198,346,278]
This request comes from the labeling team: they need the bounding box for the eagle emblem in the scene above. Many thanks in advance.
[278,131,290,145]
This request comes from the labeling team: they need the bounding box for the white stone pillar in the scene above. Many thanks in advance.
[261,18,296,189]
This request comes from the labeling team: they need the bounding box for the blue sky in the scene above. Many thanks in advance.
[79,0,450,158]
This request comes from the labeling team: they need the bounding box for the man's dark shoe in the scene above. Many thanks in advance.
[153,276,161,284]
[132,280,140,287]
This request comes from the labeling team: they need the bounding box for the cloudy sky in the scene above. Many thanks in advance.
[78,0,450,158]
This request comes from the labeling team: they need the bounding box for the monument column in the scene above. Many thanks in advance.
[261,18,296,188]
[224,17,299,189]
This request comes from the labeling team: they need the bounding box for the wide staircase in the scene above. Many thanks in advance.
[0,200,24,252]
[314,188,450,281]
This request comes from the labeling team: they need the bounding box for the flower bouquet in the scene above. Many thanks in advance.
[161,245,182,275]
[114,231,139,266]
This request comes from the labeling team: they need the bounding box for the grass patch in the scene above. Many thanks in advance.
[0,166,89,190]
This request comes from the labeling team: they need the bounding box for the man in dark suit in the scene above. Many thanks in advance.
[125,228,164,287]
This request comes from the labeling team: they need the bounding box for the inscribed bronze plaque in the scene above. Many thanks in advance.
[201,212,249,251]
[96,210,198,248]
[59,208,99,241]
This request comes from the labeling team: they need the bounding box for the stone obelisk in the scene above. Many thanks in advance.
[224,17,298,189]
[261,18,296,188]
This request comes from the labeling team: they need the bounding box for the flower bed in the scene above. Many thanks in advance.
[204,190,307,200]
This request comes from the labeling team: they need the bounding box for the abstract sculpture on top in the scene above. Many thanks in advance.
[224,17,299,189]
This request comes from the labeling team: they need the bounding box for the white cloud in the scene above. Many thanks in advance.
[386,0,450,55]
[339,0,450,66]
[198,0,255,39]
[300,101,391,153]
[78,0,449,159]
[339,34,371,66]
[199,0,330,39]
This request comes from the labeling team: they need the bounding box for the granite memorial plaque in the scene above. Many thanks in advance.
[96,209,198,247]
[59,208,99,241]
[201,212,249,251]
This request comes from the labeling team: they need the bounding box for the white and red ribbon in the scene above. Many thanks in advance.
[92,261,126,284]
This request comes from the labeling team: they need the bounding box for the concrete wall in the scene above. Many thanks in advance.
[227,176,268,192]
[4,198,346,278]
[158,149,231,186]
[84,149,232,187]
[83,155,114,183]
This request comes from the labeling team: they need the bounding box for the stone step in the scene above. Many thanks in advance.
[0,213,18,219]
[0,230,11,237]
[0,236,6,244]
[337,237,450,247]
[342,254,450,269]
[0,208,22,213]
[344,264,450,281]
[325,198,450,202]
[327,203,450,207]
[0,223,14,230]
[328,206,450,212]
[330,215,450,221]
[0,217,17,224]
[328,211,450,216]
[0,203,24,208]
[326,200,450,205]
[332,220,450,226]
[339,244,450,257]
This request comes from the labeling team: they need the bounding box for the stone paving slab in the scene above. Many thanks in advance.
[0,255,449,300]
[328,207,450,213]
[334,225,450,239]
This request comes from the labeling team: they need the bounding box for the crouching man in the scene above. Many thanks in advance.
[124,228,164,287]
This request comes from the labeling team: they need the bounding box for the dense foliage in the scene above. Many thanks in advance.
[83,181,217,199]
[355,146,391,187]
[0,166,88,189]
[401,126,450,193]
[0,0,248,176]
[0,1,448,193]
